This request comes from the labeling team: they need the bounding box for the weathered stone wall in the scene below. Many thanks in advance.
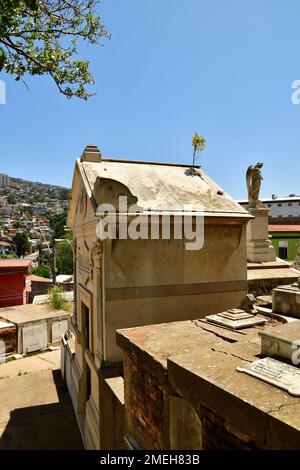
[169,396,202,450]
[122,351,264,450]
[99,369,126,450]
[199,406,261,450]
[122,351,262,451]
[104,223,248,363]
[117,320,300,450]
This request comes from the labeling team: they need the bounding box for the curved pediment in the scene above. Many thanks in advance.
[92,177,139,212]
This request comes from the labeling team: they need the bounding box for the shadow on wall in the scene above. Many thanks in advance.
[0,370,84,450]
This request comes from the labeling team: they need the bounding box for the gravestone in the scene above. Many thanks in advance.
[259,320,300,362]
[272,279,300,318]
[22,321,47,354]
[52,319,68,343]
[237,357,300,396]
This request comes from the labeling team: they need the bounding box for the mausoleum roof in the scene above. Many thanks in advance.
[69,148,251,224]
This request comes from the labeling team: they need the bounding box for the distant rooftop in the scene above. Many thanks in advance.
[239,196,300,204]
[269,225,300,232]
[0,303,69,325]
[27,274,52,283]
[0,259,31,271]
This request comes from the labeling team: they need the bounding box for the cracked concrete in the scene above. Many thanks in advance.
[192,320,238,343]
[118,316,300,449]
[210,347,252,363]
[267,401,300,415]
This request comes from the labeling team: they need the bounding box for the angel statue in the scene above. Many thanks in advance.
[246,162,264,207]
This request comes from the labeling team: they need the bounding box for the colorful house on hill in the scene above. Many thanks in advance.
[269,225,300,261]
[0,260,31,308]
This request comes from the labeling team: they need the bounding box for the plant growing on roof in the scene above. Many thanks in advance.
[191,132,206,167]
[48,285,69,311]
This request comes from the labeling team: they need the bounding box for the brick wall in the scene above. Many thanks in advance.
[118,322,300,450]
[124,352,173,450]
[123,352,259,450]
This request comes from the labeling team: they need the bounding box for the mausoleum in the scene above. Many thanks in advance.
[63,144,251,449]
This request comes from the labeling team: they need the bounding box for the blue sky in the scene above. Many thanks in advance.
[1,0,300,199]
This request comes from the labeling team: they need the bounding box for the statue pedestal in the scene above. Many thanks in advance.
[246,206,276,263]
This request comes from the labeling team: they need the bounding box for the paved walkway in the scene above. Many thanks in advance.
[0,350,83,450]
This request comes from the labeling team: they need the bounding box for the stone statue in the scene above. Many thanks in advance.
[246,162,263,206]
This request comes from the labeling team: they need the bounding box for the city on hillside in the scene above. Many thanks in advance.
[0,172,72,283]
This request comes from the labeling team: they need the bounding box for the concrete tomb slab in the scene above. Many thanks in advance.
[237,357,300,396]
[52,319,68,343]
[22,321,47,354]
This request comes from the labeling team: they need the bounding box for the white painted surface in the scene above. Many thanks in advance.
[22,322,47,354]
[52,320,68,342]
[239,197,300,219]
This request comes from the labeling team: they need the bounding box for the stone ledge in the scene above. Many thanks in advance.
[167,345,300,449]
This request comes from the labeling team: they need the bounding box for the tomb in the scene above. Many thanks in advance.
[272,279,300,318]
[63,144,252,449]
[259,320,300,362]
[116,315,300,449]
[237,317,300,396]
[0,304,69,354]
